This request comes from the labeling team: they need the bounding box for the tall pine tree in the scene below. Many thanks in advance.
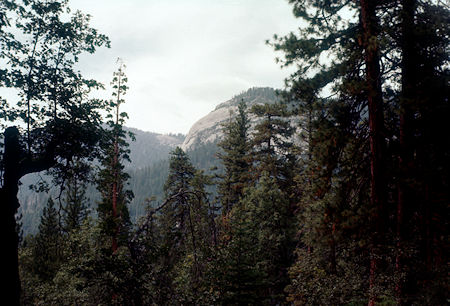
[217,100,251,214]
[273,0,449,304]
[97,60,133,252]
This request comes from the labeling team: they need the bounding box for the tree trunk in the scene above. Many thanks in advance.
[112,68,122,254]
[1,126,57,304]
[1,127,23,305]
[396,0,417,303]
[112,139,118,253]
[360,1,386,305]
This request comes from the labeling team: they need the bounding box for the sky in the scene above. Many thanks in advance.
[69,0,299,134]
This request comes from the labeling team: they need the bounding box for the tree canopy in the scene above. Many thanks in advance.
[3,0,448,305]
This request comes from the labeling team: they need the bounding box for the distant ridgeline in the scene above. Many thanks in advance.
[18,87,282,235]
[181,87,281,151]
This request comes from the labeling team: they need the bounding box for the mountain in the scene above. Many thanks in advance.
[18,87,283,235]
[18,129,185,235]
[182,87,280,151]
[129,87,284,220]
[125,128,184,169]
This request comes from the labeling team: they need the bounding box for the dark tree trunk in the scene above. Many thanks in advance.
[1,126,56,305]
[396,0,417,303]
[1,127,23,305]
[360,1,386,305]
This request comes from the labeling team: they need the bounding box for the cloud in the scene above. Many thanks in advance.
[72,0,299,134]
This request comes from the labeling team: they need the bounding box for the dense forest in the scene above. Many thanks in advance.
[17,126,186,235]
[0,0,448,305]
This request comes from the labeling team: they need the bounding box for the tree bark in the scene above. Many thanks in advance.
[112,65,122,254]
[396,0,417,303]
[1,127,22,305]
[112,140,118,253]
[1,126,56,305]
[360,1,386,305]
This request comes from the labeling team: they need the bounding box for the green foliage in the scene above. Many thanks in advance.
[242,173,296,302]
[152,147,216,302]
[12,1,449,304]
[286,247,370,305]
[21,216,145,305]
[217,100,251,213]
[62,159,90,232]
[97,61,133,249]
[250,102,297,194]
[159,147,196,253]
[208,173,295,305]
[1,3,110,301]
[21,218,97,305]
[209,203,265,305]
[273,0,449,304]
[32,197,63,282]
[1,0,110,157]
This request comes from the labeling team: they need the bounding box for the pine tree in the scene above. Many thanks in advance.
[154,147,215,303]
[213,100,298,304]
[241,172,296,303]
[286,97,372,304]
[217,100,251,213]
[63,177,88,232]
[160,147,196,245]
[153,147,195,301]
[251,102,296,195]
[97,60,133,252]
[271,0,388,303]
[274,0,449,304]
[63,159,90,232]
[32,198,63,282]
[393,1,450,303]
[173,170,216,304]
[208,196,265,305]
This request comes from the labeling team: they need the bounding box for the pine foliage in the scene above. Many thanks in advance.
[11,0,449,305]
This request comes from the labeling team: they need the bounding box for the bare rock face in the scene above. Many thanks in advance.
[181,87,280,151]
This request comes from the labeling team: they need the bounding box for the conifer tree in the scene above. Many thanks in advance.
[217,100,251,213]
[214,99,297,304]
[251,102,296,194]
[173,170,216,303]
[271,0,386,302]
[160,147,196,247]
[155,147,214,302]
[393,1,449,302]
[63,159,90,232]
[32,198,63,282]
[274,0,449,304]
[97,60,133,252]
[63,178,88,232]
[271,0,388,301]
[240,172,295,303]
[209,196,264,305]
[286,97,372,304]
[152,147,195,302]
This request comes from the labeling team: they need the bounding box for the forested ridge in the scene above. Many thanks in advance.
[0,0,448,305]
[17,126,186,235]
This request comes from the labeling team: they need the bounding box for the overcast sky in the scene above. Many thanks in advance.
[70,0,299,134]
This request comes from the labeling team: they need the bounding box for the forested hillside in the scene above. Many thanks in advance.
[0,0,448,305]
[17,128,185,234]
[18,87,279,234]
